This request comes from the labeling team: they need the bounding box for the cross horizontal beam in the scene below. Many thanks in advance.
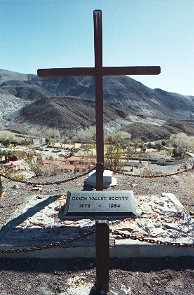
[37,66,161,78]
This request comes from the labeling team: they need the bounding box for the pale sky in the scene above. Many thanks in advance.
[1,0,194,96]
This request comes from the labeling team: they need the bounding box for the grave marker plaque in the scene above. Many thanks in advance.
[64,191,136,218]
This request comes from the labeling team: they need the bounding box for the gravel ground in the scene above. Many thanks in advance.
[0,169,194,294]
[0,257,193,294]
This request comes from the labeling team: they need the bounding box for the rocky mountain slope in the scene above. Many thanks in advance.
[20,96,128,131]
[1,69,194,140]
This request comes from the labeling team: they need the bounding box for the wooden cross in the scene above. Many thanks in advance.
[37,10,161,191]
[38,10,160,293]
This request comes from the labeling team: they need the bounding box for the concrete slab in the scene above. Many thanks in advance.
[0,192,194,258]
[85,169,117,188]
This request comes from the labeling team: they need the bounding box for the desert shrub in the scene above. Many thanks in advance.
[82,143,95,166]
[172,147,184,158]
[170,133,194,152]
[73,126,96,143]
[43,163,62,176]
[4,171,26,181]
[140,168,153,177]
[155,143,162,151]
[11,173,26,181]
[140,166,160,177]
[28,159,45,177]
[14,150,35,163]
[44,155,54,161]
[0,131,15,147]
[29,159,62,177]
[161,140,166,146]
[21,139,31,145]
[105,145,124,171]
[1,138,11,148]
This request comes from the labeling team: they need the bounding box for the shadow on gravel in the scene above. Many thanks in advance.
[0,257,193,273]
[0,195,59,238]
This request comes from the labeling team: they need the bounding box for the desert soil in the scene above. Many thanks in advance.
[0,169,194,294]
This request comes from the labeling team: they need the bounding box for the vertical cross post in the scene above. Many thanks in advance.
[94,10,104,191]
[96,220,109,293]
[94,11,109,292]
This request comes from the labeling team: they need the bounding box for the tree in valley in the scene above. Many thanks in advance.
[105,131,131,171]
[170,133,194,158]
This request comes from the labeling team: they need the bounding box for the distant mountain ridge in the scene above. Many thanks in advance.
[1,68,194,140]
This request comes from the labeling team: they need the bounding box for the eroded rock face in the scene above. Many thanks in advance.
[1,69,194,140]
